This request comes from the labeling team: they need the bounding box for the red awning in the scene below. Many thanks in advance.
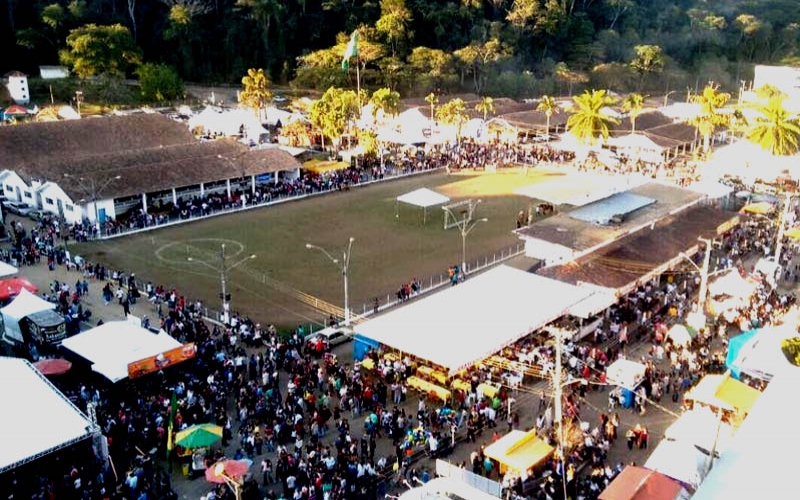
[0,278,39,301]
[600,466,683,500]
[33,358,72,376]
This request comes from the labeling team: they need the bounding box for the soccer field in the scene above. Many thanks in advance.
[77,169,559,327]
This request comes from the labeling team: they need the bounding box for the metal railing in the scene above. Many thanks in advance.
[95,165,443,240]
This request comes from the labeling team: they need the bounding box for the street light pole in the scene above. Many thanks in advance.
[188,245,256,322]
[442,200,487,273]
[697,237,712,310]
[774,193,792,262]
[306,237,355,326]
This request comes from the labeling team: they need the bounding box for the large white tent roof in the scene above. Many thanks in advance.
[396,188,450,208]
[355,265,593,375]
[692,368,800,500]
[0,357,92,473]
[61,321,182,382]
[1,289,56,343]
[514,172,646,207]
[0,261,18,278]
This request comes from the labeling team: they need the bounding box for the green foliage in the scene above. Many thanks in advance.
[240,68,273,119]
[747,95,800,156]
[537,95,559,132]
[475,96,495,121]
[59,24,142,79]
[369,87,400,117]
[566,89,619,145]
[309,87,360,149]
[436,98,469,141]
[136,63,184,103]
[8,0,800,99]
[622,92,645,133]
[689,83,731,152]
[781,337,800,366]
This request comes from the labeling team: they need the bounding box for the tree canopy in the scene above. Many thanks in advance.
[5,0,800,97]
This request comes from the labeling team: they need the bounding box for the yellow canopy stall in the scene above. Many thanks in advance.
[785,226,800,241]
[684,373,762,414]
[483,429,554,474]
[740,201,775,215]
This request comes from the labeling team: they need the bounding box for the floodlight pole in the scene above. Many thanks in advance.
[188,244,256,321]
[697,237,712,311]
[306,237,355,325]
[442,199,486,272]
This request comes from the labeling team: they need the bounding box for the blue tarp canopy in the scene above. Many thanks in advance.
[726,329,758,379]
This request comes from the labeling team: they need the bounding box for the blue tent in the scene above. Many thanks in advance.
[726,329,759,379]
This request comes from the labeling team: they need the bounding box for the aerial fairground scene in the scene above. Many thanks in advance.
[1,1,800,499]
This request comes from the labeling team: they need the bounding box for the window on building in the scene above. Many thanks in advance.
[65,205,74,212]
[23,191,31,199]
[45,197,54,205]
[4,186,11,193]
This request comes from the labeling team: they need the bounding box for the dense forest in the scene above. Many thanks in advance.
[2,0,800,97]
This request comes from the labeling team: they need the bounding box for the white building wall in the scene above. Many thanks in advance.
[0,171,32,203]
[37,183,81,223]
[5,73,29,105]
[84,198,117,224]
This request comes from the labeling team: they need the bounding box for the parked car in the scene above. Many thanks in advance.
[304,326,354,353]
[2,201,32,216]
[27,209,46,222]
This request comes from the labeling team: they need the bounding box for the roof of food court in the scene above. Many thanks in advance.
[516,182,706,254]
[0,114,300,201]
[536,205,738,291]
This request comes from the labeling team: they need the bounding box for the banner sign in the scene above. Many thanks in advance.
[128,343,197,379]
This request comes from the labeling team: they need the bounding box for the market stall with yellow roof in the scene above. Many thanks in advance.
[683,372,762,417]
[483,429,554,475]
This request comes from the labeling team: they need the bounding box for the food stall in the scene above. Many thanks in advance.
[683,373,761,417]
[484,429,554,485]
[605,359,646,408]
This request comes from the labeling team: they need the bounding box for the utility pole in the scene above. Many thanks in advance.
[220,244,228,318]
[774,193,792,263]
[697,237,712,311]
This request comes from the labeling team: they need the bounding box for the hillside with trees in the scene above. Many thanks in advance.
[2,0,800,97]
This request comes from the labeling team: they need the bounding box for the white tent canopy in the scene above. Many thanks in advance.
[392,108,429,134]
[732,324,798,381]
[188,106,267,140]
[644,439,707,489]
[61,321,182,383]
[568,289,617,319]
[1,289,56,344]
[692,369,800,500]
[396,188,450,224]
[708,269,756,299]
[0,357,92,473]
[667,324,694,347]
[514,172,646,207]
[687,180,734,199]
[355,265,593,376]
[664,408,734,454]
[0,261,17,278]
[605,359,646,389]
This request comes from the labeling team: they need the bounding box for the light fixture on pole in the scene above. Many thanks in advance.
[442,200,487,273]
[188,244,255,321]
[306,237,355,326]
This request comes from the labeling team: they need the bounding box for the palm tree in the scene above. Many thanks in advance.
[689,83,731,154]
[566,89,620,145]
[536,95,559,138]
[622,93,645,134]
[425,92,438,128]
[475,96,495,121]
[747,95,800,156]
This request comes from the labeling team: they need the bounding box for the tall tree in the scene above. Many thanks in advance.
[237,0,284,57]
[162,0,211,78]
[59,24,142,78]
[566,89,619,145]
[369,87,400,119]
[536,95,559,135]
[309,87,360,152]
[747,95,800,156]
[621,92,644,134]
[240,68,273,121]
[425,92,438,127]
[689,83,730,154]
[137,63,184,102]
[475,96,495,121]
[629,44,664,90]
[376,0,412,58]
[436,97,469,143]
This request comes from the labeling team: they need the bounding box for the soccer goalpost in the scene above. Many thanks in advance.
[442,199,477,229]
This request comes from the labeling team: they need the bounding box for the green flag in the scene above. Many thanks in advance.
[167,390,177,452]
[342,31,359,71]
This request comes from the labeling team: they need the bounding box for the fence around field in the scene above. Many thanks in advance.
[98,164,443,240]
[166,241,526,329]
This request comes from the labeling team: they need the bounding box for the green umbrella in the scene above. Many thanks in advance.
[175,423,223,449]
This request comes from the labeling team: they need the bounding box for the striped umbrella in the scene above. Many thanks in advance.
[174,423,223,449]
